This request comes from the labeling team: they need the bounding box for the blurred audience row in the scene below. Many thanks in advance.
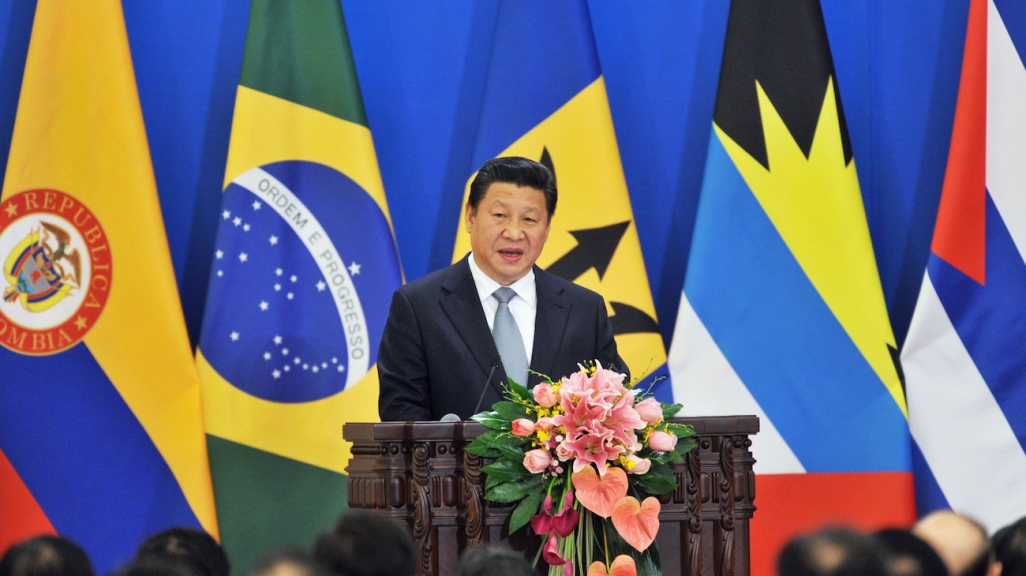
[2,508,1025,576]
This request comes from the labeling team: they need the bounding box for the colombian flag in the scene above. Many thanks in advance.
[196,1,402,571]
[0,0,217,572]
[903,0,1026,531]
[451,1,667,397]
[666,1,916,573]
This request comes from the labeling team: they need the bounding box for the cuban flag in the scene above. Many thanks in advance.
[901,0,1026,531]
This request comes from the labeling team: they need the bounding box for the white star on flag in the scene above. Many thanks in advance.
[215,250,223,259]
[316,281,326,291]
[233,217,242,226]
[230,331,239,341]
[274,284,281,291]
[272,370,281,379]
[239,252,248,262]
[263,352,271,360]
[269,235,278,245]
[222,210,230,219]
[243,224,250,232]
[348,262,361,275]
[337,365,344,372]
[275,268,283,276]
[259,301,268,311]
[282,348,289,355]
[252,201,262,210]
[287,293,294,300]
[290,275,297,283]
[273,335,282,344]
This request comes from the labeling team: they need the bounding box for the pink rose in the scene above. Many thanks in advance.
[625,454,651,475]
[512,418,536,437]
[647,430,678,452]
[523,449,551,473]
[533,383,558,408]
[635,398,663,426]
[555,441,574,461]
[535,417,555,431]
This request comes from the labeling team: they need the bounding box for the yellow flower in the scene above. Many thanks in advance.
[537,430,550,443]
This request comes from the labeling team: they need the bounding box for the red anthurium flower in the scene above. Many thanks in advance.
[542,532,567,566]
[551,490,580,538]
[531,494,555,535]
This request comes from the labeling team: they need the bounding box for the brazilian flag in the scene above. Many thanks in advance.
[196,1,403,571]
[451,1,668,397]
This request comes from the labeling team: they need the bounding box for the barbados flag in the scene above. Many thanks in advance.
[0,0,217,571]
[666,0,915,573]
[195,0,403,571]
[902,0,1026,531]
[450,1,667,397]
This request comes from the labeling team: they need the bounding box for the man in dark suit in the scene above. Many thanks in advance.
[377,156,627,421]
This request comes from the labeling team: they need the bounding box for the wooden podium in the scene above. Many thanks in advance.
[344,416,757,576]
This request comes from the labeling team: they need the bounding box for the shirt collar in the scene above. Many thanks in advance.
[468,253,537,308]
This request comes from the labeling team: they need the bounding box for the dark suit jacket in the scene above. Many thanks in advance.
[377,256,628,421]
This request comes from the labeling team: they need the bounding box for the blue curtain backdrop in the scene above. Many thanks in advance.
[0,0,967,357]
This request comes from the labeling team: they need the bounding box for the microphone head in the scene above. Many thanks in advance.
[439,413,461,422]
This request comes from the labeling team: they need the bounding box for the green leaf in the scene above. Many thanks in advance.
[673,437,697,457]
[508,484,547,533]
[485,477,542,503]
[465,431,502,458]
[509,381,532,403]
[494,401,529,422]
[664,422,694,438]
[482,459,532,482]
[496,442,526,463]
[471,411,511,431]
[660,402,683,419]
[485,474,504,491]
[632,464,677,496]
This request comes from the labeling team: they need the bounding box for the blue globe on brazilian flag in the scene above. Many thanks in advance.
[195,1,402,571]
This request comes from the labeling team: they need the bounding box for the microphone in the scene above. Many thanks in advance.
[440,413,461,422]
[473,358,501,415]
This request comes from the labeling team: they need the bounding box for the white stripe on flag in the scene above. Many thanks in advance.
[988,0,1026,254]
[903,272,1026,532]
[668,293,804,474]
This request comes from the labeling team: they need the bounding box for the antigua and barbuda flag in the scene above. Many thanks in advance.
[195,0,403,571]
[0,0,217,571]
[902,0,1026,532]
[451,1,669,399]
[666,0,916,573]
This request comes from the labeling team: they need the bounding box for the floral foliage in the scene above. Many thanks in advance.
[465,362,696,576]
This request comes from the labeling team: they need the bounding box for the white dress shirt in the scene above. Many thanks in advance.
[468,253,536,364]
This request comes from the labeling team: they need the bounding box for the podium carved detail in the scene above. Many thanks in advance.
[344,416,757,576]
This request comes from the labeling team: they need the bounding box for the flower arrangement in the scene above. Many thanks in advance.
[466,361,696,576]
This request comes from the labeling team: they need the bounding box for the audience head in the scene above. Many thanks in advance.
[777,527,889,576]
[312,510,414,576]
[0,536,95,576]
[993,515,1026,576]
[913,511,998,576]
[873,528,949,576]
[135,528,229,576]
[248,549,322,576]
[450,546,534,576]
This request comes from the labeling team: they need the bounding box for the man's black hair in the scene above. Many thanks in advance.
[135,528,229,576]
[0,535,95,576]
[994,516,1026,576]
[450,546,534,576]
[778,527,889,576]
[873,529,950,576]
[467,156,557,217]
[312,510,414,576]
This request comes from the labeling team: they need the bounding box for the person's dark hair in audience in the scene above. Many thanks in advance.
[116,557,204,576]
[248,548,323,576]
[135,528,229,576]
[993,515,1026,576]
[312,510,414,576]
[0,535,95,576]
[450,546,534,576]
[778,527,890,576]
[913,511,999,576]
[873,528,949,576]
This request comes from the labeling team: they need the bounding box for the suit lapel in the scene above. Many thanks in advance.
[439,258,503,383]
[531,268,571,385]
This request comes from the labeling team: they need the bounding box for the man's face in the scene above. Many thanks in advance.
[465,181,551,286]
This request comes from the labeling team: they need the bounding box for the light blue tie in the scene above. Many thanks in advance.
[492,287,529,386]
